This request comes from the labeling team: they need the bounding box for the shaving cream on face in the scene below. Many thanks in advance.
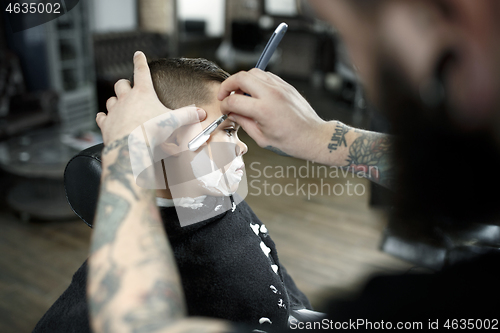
[190,147,244,196]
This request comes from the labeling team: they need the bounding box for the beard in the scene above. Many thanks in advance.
[376,56,500,231]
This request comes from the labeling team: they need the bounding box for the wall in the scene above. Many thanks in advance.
[178,0,225,37]
[90,0,137,32]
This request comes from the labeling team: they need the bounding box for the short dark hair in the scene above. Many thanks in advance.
[148,58,230,109]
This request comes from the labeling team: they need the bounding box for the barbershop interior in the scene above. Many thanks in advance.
[1,0,499,332]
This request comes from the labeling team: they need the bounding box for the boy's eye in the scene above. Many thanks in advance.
[224,128,236,137]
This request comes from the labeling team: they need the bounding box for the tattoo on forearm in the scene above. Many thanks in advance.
[265,146,292,157]
[89,262,122,314]
[106,145,138,200]
[137,206,170,266]
[123,280,184,332]
[103,135,129,155]
[328,122,349,152]
[90,127,189,331]
[91,188,131,254]
[345,132,395,189]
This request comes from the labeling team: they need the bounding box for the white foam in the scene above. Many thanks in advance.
[190,148,243,196]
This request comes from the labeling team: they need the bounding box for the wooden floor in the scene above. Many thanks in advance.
[0,131,413,333]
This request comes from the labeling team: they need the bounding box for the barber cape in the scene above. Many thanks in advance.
[32,195,311,332]
[158,194,311,329]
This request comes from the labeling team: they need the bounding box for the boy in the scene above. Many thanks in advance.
[33,58,313,333]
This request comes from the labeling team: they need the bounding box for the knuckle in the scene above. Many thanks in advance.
[238,71,251,81]
[225,95,239,109]
[248,68,261,75]
[114,79,123,89]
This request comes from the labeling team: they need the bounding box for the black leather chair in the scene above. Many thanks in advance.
[381,218,500,271]
[64,143,104,227]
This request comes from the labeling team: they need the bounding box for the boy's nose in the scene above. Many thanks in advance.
[236,140,248,156]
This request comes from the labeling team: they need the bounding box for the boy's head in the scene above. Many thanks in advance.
[149,58,229,109]
[148,58,248,200]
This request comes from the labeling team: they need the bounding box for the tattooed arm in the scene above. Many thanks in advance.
[88,52,232,333]
[263,121,395,190]
[218,70,394,188]
[317,121,395,190]
[88,140,231,333]
[266,121,395,190]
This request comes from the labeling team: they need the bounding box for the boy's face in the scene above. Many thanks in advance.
[162,82,248,198]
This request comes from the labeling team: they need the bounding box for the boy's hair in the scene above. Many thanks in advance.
[148,58,230,109]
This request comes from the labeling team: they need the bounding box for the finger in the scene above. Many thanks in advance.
[228,113,264,146]
[248,68,273,83]
[114,79,132,97]
[132,51,155,91]
[217,71,268,100]
[96,112,106,129]
[220,93,262,120]
[106,96,117,111]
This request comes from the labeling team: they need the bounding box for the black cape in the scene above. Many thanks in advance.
[32,196,311,332]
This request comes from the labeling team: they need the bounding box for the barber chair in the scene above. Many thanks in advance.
[381,218,500,271]
[64,144,326,324]
[64,143,103,227]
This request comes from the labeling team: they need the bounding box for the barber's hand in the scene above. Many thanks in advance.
[96,51,206,146]
[218,69,326,160]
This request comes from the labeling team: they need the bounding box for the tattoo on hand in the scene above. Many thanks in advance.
[328,122,349,152]
[265,146,292,157]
